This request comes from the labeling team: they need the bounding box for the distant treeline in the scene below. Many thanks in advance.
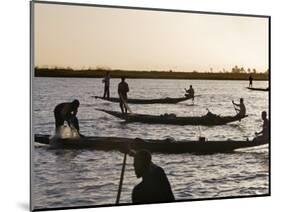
[34,67,268,81]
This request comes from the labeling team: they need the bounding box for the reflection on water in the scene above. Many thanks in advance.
[32,78,269,209]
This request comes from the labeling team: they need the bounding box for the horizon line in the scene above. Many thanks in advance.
[34,66,268,73]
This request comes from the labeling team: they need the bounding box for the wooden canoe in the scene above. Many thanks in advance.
[34,134,268,154]
[96,109,248,126]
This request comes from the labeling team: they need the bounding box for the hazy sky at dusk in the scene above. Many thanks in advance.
[34,3,269,72]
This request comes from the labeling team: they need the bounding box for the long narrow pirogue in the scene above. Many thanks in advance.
[34,134,268,154]
[94,95,198,104]
[246,87,269,91]
[95,109,248,126]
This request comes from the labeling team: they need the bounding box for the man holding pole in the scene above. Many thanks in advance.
[249,75,253,88]
[118,77,130,114]
[131,150,175,203]
[116,148,175,204]
[232,98,246,117]
[185,85,195,103]
[102,71,110,99]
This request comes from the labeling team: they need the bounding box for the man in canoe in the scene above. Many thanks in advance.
[102,71,110,99]
[131,149,175,203]
[118,77,130,114]
[249,75,253,88]
[185,85,195,103]
[54,99,83,137]
[232,98,246,117]
[253,111,269,142]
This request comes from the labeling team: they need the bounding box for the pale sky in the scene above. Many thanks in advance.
[34,3,269,72]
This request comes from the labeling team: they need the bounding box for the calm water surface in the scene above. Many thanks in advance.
[32,78,269,209]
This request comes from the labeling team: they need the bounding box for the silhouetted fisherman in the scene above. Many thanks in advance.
[131,150,175,203]
[185,85,195,102]
[249,75,253,88]
[232,98,246,117]
[102,71,110,99]
[118,77,129,114]
[54,99,83,136]
[254,111,269,142]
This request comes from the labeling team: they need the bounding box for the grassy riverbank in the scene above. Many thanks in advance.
[34,68,268,80]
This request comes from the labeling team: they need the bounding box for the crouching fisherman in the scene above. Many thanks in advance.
[253,111,269,142]
[122,147,175,203]
[53,99,84,137]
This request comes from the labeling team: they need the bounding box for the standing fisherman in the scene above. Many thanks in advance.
[249,75,253,88]
[118,77,129,114]
[102,71,110,99]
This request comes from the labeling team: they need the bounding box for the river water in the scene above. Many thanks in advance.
[32,78,269,210]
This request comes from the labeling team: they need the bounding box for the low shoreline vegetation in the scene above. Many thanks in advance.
[34,67,268,81]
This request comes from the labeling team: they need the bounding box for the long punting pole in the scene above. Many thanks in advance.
[116,153,127,204]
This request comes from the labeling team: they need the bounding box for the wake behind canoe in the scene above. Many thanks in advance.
[34,134,268,154]
[96,109,248,126]
[94,95,198,104]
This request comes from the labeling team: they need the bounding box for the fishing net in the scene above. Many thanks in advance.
[57,121,80,139]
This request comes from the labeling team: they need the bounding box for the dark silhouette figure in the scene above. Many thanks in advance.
[118,77,129,114]
[254,111,269,142]
[54,99,82,135]
[185,85,195,103]
[102,71,110,99]
[249,75,253,88]
[232,98,246,117]
[132,150,175,204]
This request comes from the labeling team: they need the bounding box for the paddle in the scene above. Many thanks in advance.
[116,152,127,205]
[120,94,133,114]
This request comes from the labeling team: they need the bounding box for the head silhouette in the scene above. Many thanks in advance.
[121,77,126,82]
[240,98,244,103]
[261,111,267,120]
[134,150,152,178]
[190,85,193,88]
[72,99,80,109]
